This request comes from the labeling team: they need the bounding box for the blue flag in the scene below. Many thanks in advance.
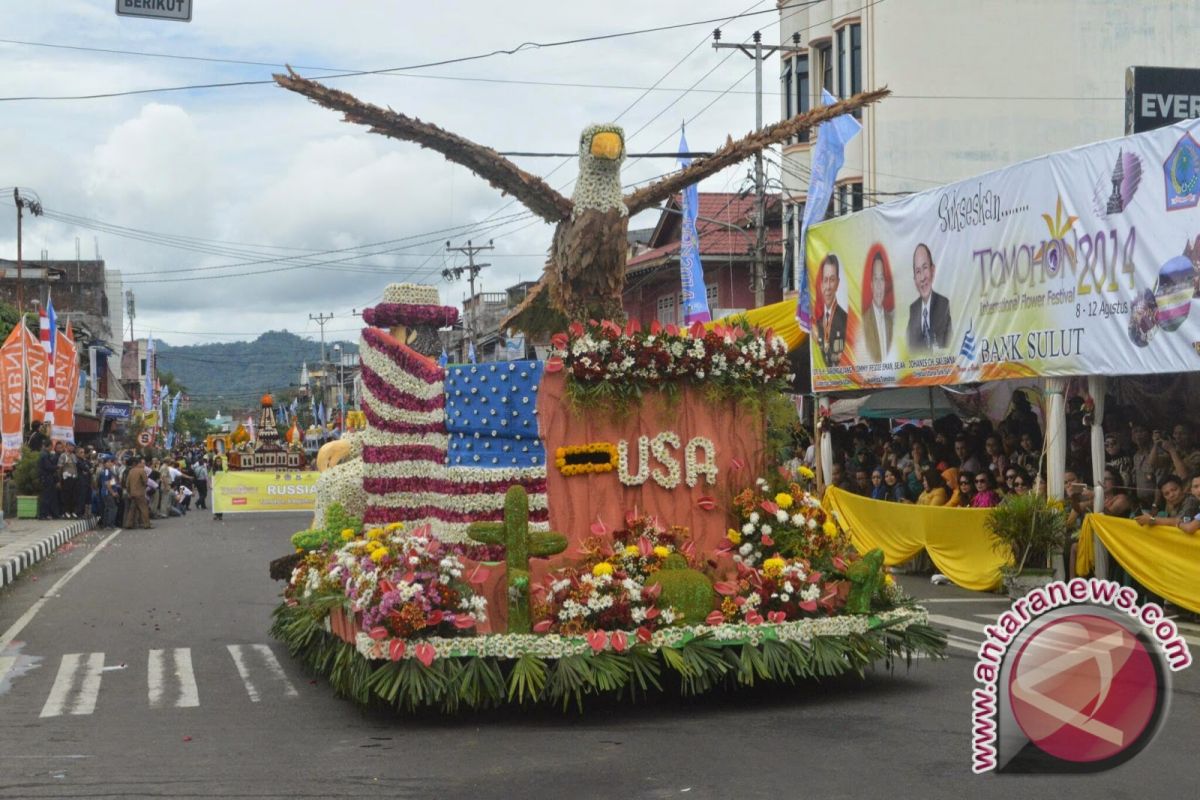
[677,129,712,323]
[46,294,57,356]
[797,90,862,332]
[438,347,449,368]
[317,402,325,426]
[467,342,477,364]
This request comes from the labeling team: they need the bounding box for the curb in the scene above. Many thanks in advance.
[0,518,95,590]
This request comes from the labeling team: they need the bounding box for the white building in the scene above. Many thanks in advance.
[778,0,1200,284]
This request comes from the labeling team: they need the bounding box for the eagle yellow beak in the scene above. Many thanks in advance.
[590,131,623,160]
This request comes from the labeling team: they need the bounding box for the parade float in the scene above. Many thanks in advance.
[269,73,943,712]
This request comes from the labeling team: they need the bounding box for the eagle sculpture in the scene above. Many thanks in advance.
[274,68,888,334]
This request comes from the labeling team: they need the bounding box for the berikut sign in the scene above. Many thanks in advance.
[115,0,191,22]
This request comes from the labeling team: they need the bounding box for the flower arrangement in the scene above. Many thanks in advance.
[363,303,460,330]
[287,521,488,639]
[723,468,838,568]
[554,442,618,476]
[548,318,792,412]
[709,557,845,625]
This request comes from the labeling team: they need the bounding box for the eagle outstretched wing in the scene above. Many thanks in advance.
[622,88,889,216]
[273,68,574,224]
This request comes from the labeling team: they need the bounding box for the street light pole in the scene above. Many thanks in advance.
[13,188,44,314]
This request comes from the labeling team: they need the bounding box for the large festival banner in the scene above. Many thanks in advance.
[52,327,78,442]
[807,119,1200,391]
[0,325,26,469]
[212,471,318,513]
[23,325,49,422]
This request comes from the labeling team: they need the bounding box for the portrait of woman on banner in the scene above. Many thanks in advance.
[861,243,895,363]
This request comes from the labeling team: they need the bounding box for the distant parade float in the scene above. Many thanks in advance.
[268,76,942,712]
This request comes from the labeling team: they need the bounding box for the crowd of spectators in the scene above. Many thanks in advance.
[28,420,220,530]
[811,391,1200,534]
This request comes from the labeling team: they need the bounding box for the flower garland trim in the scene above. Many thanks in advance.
[351,606,930,662]
[361,327,444,385]
[554,443,618,476]
[363,303,460,330]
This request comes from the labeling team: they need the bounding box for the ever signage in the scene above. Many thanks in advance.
[115,0,192,22]
[1126,66,1200,134]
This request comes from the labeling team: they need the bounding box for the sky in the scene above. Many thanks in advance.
[0,0,791,347]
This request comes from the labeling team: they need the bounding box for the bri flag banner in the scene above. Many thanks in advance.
[808,118,1200,392]
[677,128,712,324]
[212,471,318,513]
[24,325,49,423]
[0,324,26,469]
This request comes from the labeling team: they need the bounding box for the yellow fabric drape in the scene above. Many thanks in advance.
[1076,514,1200,613]
[707,299,806,353]
[823,486,1009,591]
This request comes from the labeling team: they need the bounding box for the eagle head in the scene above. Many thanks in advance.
[572,123,627,216]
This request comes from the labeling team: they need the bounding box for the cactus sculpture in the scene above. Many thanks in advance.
[468,485,568,633]
[644,554,716,626]
[845,548,886,614]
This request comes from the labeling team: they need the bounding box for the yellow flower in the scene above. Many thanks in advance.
[763,556,786,577]
[370,548,387,563]
[798,466,815,480]
[885,573,896,587]
[774,492,794,510]
[367,528,385,541]
[340,528,356,541]
[624,545,640,557]
[385,522,403,532]
[653,546,670,558]
[822,521,838,538]
[592,562,614,577]
[727,528,742,545]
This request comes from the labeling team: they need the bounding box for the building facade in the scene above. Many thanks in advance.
[778,0,1200,286]
[621,192,784,326]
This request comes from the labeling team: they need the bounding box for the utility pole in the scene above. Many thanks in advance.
[308,312,335,413]
[13,188,44,314]
[125,290,136,343]
[713,30,803,307]
[443,239,493,357]
[308,312,335,366]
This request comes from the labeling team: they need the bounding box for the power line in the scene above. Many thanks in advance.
[0,6,788,103]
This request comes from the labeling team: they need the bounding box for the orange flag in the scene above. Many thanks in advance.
[0,324,26,469]
[24,325,49,425]
[52,322,78,442]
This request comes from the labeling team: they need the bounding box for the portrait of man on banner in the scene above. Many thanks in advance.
[814,253,849,365]
[906,242,952,351]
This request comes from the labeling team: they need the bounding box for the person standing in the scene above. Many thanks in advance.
[860,245,895,363]
[193,458,209,510]
[98,457,118,530]
[37,441,60,520]
[126,457,152,529]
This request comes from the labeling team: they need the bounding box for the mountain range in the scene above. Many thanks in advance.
[155,330,357,412]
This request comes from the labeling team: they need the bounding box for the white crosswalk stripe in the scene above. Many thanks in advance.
[40,652,105,717]
[226,644,298,702]
[148,648,199,709]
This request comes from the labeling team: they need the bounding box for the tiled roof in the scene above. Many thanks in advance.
[626,192,782,275]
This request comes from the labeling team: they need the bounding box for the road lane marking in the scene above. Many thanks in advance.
[0,656,14,684]
[40,653,104,717]
[252,644,298,698]
[227,644,297,702]
[148,648,199,709]
[0,529,123,653]
[945,634,982,654]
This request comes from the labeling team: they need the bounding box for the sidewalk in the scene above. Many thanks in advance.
[0,516,95,590]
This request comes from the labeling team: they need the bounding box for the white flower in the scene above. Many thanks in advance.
[807,518,818,530]
[792,513,805,526]
[739,543,753,556]
[741,522,754,535]
[761,524,772,536]
[776,509,789,523]
[749,512,760,524]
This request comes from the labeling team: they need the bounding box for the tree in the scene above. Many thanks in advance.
[174,408,215,441]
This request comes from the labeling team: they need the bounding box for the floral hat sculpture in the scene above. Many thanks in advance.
[362,282,459,358]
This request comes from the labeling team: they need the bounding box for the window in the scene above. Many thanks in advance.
[814,42,833,95]
[706,282,720,309]
[656,293,678,326]
[836,28,845,99]
[851,182,864,213]
[835,182,865,216]
[781,59,792,120]
[795,54,810,143]
[849,23,862,117]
